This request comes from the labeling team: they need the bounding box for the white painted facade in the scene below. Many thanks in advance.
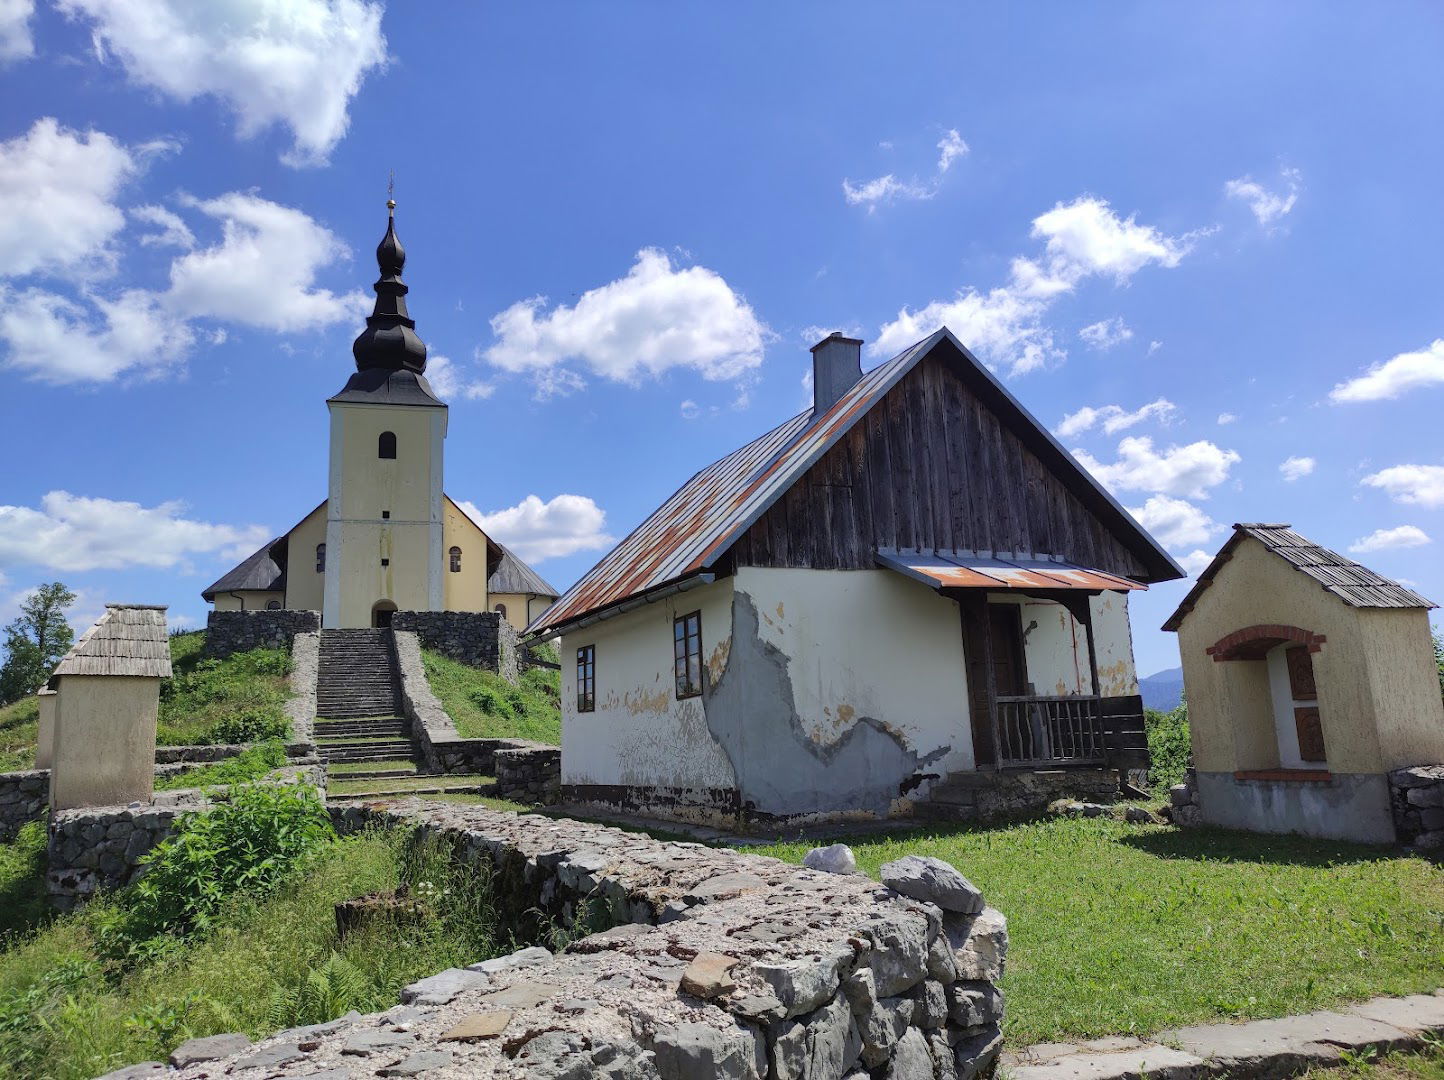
[990,591,1139,698]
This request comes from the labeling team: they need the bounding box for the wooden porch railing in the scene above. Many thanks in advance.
[995,695,1106,767]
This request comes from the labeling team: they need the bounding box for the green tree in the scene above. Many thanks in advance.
[0,582,77,704]
[1435,630,1444,702]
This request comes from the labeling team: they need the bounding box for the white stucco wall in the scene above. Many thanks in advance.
[988,591,1138,698]
[1266,644,1310,769]
[560,577,737,794]
[735,567,975,778]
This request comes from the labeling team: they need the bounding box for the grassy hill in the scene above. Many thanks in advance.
[0,632,295,770]
[421,650,561,744]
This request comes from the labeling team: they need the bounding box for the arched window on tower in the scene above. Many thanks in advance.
[316,543,326,573]
[449,546,462,573]
[378,431,397,459]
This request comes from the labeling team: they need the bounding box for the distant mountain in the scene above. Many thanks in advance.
[1139,666,1184,712]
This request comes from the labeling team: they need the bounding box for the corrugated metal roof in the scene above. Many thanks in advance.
[531,327,1180,634]
[877,550,1146,592]
[1162,523,1437,631]
[489,543,559,598]
[52,604,172,678]
[201,539,285,601]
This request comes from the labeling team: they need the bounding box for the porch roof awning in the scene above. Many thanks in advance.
[875,548,1146,593]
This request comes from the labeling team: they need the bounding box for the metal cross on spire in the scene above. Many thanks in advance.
[387,170,396,214]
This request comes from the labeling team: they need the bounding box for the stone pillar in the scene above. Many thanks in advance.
[35,687,57,770]
[49,674,162,811]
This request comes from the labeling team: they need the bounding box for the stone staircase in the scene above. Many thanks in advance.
[314,627,495,803]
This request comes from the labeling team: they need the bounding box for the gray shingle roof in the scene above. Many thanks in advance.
[201,540,285,601]
[52,605,172,678]
[488,543,559,598]
[1163,523,1436,631]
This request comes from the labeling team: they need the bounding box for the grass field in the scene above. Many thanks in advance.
[1302,1045,1444,1080]
[421,649,560,744]
[0,825,514,1080]
[0,696,38,772]
[751,816,1444,1045]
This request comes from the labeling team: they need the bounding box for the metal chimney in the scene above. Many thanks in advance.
[809,332,864,415]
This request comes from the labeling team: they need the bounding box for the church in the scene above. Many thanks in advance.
[202,202,558,631]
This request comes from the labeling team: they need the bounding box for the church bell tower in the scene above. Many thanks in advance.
[323,200,447,628]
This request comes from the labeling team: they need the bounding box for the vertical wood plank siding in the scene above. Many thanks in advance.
[731,353,1151,579]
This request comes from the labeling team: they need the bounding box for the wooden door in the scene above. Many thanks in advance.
[988,605,1028,696]
[1285,646,1326,763]
[962,601,996,766]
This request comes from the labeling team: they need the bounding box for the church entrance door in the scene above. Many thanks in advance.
[371,601,397,628]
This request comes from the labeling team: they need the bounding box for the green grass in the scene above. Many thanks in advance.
[327,775,491,795]
[156,633,292,746]
[422,792,533,812]
[1302,1044,1444,1080]
[0,822,52,943]
[421,650,560,744]
[749,816,1444,1045]
[0,696,38,772]
[0,827,514,1079]
[153,740,289,791]
[324,759,417,775]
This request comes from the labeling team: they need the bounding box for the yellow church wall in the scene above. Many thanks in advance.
[285,502,327,612]
[333,404,439,522]
[332,520,434,626]
[442,498,489,612]
[489,592,552,630]
[213,591,285,611]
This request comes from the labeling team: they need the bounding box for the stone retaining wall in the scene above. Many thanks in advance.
[153,742,316,764]
[204,609,320,659]
[284,631,319,743]
[1389,765,1444,850]
[392,610,518,682]
[494,745,561,805]
[157,800,1008,1079]
[0,769,47,840]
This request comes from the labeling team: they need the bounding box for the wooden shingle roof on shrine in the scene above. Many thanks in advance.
[52,604,172,678]
[1162,523,1436,632]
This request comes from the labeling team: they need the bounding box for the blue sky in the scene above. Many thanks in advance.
[2,2,1442,678]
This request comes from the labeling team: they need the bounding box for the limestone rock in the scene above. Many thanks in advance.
[440,1011,512,1041]
[859,912,930,996]
[946,983,1005,1028]
[341,1029,414,1056]
[378,1049,453,1075]
[753,943,853,1018]
[652,1020,766,1080]
[467,945,553,975]
[880,856,983,914]
[946,907,1009,982]
[399,967,489,1005]
[168,1032,251,1067]
[1124,806,1157,824]
[802,844,858,875]
[94,1064,167,1079]
[680,952,740,999]
[885,1027,935,1080]
[232,1042,307,1071]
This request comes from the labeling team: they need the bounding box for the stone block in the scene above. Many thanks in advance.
[881,856,983,914]
[168,1032,251,1067]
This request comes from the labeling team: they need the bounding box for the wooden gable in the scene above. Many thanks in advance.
[728,349,1153,580]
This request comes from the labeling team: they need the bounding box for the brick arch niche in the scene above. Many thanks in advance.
[1206,623,1326,662]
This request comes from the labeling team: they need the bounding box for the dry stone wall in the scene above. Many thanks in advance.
[0,769,47,840]
[494,746,560,805]
[392,610,519,682]
[204,610,320,659]
[151,800,1008,1080]
[1390,765,1444,850]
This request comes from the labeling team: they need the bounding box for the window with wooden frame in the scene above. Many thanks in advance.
[674,610,703,699]
[315,543,325,573]
[576,645,595,713]
[449,545,462,573]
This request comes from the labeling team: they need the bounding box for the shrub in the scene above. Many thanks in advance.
[467,686,511,718]
[1145,703,1191,791]
[154,740,289,792]
[208,709,289,745]
[265,952,371,1029]
[122,783,334,942]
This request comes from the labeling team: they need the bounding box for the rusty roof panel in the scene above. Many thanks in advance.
[876,550,1146,593]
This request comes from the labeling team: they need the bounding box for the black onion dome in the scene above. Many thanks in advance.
[352,200,427,373]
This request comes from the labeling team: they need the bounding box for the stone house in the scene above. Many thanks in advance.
[200,202,552,629]
[528,329,1184,825]
[1164,523,1444,844]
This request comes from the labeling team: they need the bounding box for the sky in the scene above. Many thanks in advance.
[1,2,1442,679]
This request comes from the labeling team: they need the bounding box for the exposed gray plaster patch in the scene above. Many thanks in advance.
[704,590,947,818]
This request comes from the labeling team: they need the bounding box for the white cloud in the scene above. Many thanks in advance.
[0,0,35,61]
[131,204,195,249]
[57,0,388,166]
[424,354,494,401]
[1224,167,1301,227]
[1348,525,1432,555]
[1127,495,1221,549]
[1147,340,1162,354]
[935,128,968,173]
[0,117,149,280]
[679,399,700,420]
[1056,398,1176,439]
[1074,436,1240,500]
[842,128,967,210]
[0,285,194,383]
[1177,549,1215,577]
[874,197,1200,374]
[0,491,268,572]
[164,192,366,331]
[1217,412,1237,425]
[483,248,769,394]
[1329,339,1444,404]
[458,494,614,564]
[1279,455,1315,482]
[1078,317,1133,351]
[1362,465,1444,509]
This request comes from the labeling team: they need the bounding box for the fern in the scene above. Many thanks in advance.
[265,953,373,1029]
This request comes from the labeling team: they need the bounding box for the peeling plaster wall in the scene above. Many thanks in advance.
[716,567,971,818]
[990,592,1138,698]
[559,577,737,798]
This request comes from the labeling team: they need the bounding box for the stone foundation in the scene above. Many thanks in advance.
[1389,765,1444,850]
[45,800,190,909]
[0,769,47,840]
[284,631,319,743]
[494,746,561,805]
[392,610,518,682]
[204,610,320,659]
[154,800,1008,1079]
